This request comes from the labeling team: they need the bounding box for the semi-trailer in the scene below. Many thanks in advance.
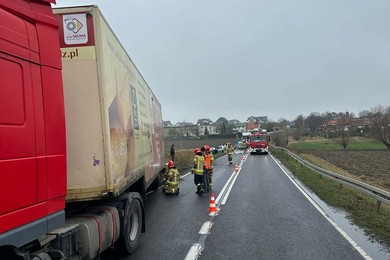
[0,2,164,259]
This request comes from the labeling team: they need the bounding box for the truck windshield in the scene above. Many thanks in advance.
[250,135,267,142]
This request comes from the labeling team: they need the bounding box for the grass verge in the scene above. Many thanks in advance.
[270,146,390,247]
[165,150,225,173]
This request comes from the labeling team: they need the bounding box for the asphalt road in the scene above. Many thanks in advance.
[101,151,370,260]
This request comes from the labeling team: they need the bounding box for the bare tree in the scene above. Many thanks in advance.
[335,128,351,149]
[271,132,285,147]
[278,118,289,146]
[215,117,228,134]
[333,112,353,149]
[266,120,277,132]
[305,112,323,134]
[293,114,305,141]
[215,117,228,124]
[359,110,370,118]
[216,123,227,134]
[226,124,234,134]
[204,127,209,136]
[368,105,390,149]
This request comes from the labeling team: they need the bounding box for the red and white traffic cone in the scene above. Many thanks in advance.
[208,193,218,213]
[235,164,239,173]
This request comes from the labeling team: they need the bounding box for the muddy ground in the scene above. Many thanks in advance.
[302,150,390,192]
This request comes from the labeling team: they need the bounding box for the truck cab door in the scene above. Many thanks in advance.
[0,7,46,233]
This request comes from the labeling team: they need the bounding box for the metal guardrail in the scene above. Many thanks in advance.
[275,147,390,209]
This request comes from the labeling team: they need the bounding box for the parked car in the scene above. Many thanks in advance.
[237,141,246,149]
[210,145,226,154]
[217,145,226,153]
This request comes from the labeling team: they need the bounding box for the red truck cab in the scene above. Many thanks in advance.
[249,130,269,154]
[0,0,66,249]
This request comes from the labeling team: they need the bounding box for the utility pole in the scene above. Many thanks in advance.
[180,120,185,151]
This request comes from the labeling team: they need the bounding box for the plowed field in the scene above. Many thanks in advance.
[304,150,390,192]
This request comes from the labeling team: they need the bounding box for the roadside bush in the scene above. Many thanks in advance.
[272,132,288,147]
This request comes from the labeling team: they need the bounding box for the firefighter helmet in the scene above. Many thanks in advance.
[194,147,201,154]
[204,145,211,152]
[168,160,174,168]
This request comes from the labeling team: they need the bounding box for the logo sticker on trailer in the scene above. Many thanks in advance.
[63,14,88,45]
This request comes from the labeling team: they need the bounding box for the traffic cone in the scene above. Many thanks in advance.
[235,164,239,173]
[208,193,218,213]
[242,155,245,161]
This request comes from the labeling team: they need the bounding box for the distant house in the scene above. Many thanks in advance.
[323,118,371,132]
[215,117,228,124]
[228,119,241,125]
[175,121,194,127]
[323,120,337,132]
[351,118,371,128]
[162,121,172,127]
[198,124,217,136]
[246,116,268,131]
[232,123,246,134]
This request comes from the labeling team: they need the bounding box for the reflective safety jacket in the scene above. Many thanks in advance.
[167,168,180,185]
[192,154,205,175]
[204,153,214,170]
[226,145,234,155]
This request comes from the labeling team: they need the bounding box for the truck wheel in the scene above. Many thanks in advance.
[120,198,142,254]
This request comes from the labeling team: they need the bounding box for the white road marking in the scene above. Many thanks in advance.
[216,152,248,205]
[185,151,250,260]
[199,221,213,234]
[215,170,236,204]
[220,152,249,204]
[221,168,241,205]
[184,243,203,260]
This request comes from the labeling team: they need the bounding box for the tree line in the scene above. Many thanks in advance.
[270,105,390,150]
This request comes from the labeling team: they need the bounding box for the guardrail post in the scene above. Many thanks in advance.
[376,200,381,213]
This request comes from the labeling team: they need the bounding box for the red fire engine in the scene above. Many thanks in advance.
[248,130,269,154]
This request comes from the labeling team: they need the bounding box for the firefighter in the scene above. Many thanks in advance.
[200,146,208,192]
[226,142,235,164]
[203,145,214,192]
[162,160,180,195]
[192,147,205,196]
[243,140,249,153]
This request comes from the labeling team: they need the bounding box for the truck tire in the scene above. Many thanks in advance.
[120,198,143,254]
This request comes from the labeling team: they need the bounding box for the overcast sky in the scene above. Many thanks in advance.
[54,0,390,124]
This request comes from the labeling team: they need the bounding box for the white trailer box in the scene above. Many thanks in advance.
[53,6,164,202]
